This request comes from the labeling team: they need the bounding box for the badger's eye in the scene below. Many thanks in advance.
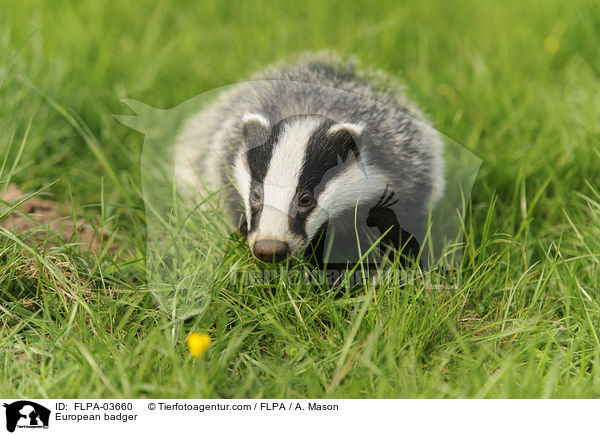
[250,189,262,205]
[298,191,315,209]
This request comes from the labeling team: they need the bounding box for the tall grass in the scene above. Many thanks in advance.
[0,0,599,398]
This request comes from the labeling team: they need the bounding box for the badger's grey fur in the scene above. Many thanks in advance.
[175,52,444,264]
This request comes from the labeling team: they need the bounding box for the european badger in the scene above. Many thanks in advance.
[175,53,444,267]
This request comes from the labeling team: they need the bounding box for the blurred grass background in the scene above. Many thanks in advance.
[1,0,599,398]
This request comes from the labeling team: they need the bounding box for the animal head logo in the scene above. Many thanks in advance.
[3,401,51,433]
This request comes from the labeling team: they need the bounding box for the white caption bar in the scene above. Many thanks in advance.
[0,399,596,435]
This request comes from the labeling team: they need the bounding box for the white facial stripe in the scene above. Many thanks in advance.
[254,118,320,243]
[305,164,388,240]
[249,203,302,249]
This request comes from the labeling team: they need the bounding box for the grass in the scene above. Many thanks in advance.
[1,0,600,398]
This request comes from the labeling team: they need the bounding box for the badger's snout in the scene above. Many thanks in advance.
[252,239,290,263]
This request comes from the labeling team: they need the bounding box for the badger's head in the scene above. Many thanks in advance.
[232,113,388,263]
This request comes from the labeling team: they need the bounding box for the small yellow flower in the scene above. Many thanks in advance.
[186,332,211,358]
[543,36,559,55]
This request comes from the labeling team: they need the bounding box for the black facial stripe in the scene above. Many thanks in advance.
[288,190,308,237]
[248,185,263,233]
[245,122,284,183]
[298,120,362,195]
[288,121,363,238]
[245,121,284,234]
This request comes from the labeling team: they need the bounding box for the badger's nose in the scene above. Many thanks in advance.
[252,239,290,263]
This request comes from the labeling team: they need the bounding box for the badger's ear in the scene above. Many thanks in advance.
[327,122,364,139]
[325,122,366,175]
[242,112,270,149]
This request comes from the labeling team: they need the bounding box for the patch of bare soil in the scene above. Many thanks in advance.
[0,183,113,253]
